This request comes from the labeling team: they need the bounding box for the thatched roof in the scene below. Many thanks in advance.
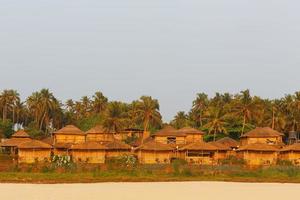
[208,141,231,151]
[216,137,239,148]
[281,143,300,152]
[238,143,280,152]
[0,138,32,147]
[180,142,217,151]
[86,125,107,134]
[18,140,52,149]
[41,137,54,145]
[177,127,204,135]
[70,142,107,150]
[241,127,284,138]
[153,126,186,137]
[11,130,30,138]
[54,125,85,135]
[131,136,152,147]
[104,140,132,150]
[136,140,174,151]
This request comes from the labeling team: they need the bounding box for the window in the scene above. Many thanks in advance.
[167,137,176,144]
[187,152,212,157]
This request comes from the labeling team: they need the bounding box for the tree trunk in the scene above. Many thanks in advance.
[39,112,47,130]
[213,131,216,141]
[241,114,246,135]
[144,117,150,132]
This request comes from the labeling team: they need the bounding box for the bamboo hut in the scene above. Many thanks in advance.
[177,127,204,143]
[237,143,279,166]
[216,137,239,150]
[179,142,226,165]
[86,125,114,142]
[18,140,52,163]
[208,141,231,161]
[53,125,86,144]
[53,125,86,155]
[152,126,186,145]
[104,140,132,158]
[0,130,31,155]
[70,141,107,164]
[279,143,300,165]
[135,140,174,164]
[240,127,284,146]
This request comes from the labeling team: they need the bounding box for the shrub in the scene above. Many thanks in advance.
[171,159,187,175]
[277,159,293,166]
[220,156,246,165]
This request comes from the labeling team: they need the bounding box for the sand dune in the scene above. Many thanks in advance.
[0,182,299,200]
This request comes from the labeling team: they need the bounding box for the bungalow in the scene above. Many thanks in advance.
[240,127,284,146]
[279,143,300,165]
[177,127,204,143]
[53,125,86,156]
[135,140,174,164]
[180,142,229,165]
[237,143,279,166]
[18,140,52,164]
[152,126,186,145]
[215,137,239,150]
[104,140,132,158]
[86,125,114,142]
[70,141,107,164]
[0,130,31,155]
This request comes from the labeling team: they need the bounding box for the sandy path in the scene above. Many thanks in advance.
[0,182,299,200]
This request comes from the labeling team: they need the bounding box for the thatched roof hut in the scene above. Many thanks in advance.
[136,140,174,164]
[18,140,52,164]
[177,127,204,135]
[208,142,231,151]
[215,137,239,149]
[104,140,131,150]
[86,125,114,142]
[241,127,284,138]
[279,143,300,165]
[54,125,85,135]
[70,141,107,164]
[53,125,86,145]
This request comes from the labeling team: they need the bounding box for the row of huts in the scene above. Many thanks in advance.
[1,125,300,166]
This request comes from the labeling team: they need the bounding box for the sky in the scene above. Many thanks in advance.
[0,0,299,121]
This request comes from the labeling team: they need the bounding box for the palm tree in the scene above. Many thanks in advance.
[192,93,208,127]
[103,101,127,132]
[171,111,188,129]
[0,89,20,121]
[136,96,162,131]
[203,106,228,141]
[232,90,259,135]
[92,91,108,114]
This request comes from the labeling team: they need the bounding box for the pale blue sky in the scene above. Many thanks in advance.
[0,0,299,121]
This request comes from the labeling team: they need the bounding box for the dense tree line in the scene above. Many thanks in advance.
[1,89,300,141]
[171,90,300,141]
[0,89,162,138]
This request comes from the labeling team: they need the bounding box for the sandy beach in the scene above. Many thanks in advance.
[0,182,299,200]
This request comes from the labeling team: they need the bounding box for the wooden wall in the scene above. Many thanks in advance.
[54,134,86,144]
[18,149,51,164]
[240,137,282,145]
[238,151,278,166]
[185,134,203,143]
[71,150,106,164]
[137,150,172,164]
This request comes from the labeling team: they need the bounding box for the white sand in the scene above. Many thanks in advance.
[0,182,299,200]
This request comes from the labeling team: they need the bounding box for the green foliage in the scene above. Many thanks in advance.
[51,155,73,168]
[171,159,188,175]
[106,154,138,170]
[25,121,44,138]
[76,114,104,131]
[0,119,13,138]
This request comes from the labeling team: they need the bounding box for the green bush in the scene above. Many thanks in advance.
[171,159,187,175]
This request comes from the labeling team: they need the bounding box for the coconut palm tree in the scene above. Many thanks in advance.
[192,93,208,127]
[232,90,260,135]
[0,89,20,121]
[92,91,108,114]
[171,111,189,129]
[203,106,228,141]
[136,96,162,131]
[103,101,128,132]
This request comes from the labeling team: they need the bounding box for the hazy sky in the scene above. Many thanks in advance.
[0,0,299,121]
